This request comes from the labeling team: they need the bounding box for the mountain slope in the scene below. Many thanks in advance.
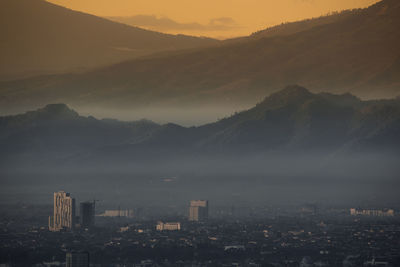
[0,103,161,166]
[0,0,399,118]
[0,0,217,81]
[226,8,358,43]
[1,86,399,173]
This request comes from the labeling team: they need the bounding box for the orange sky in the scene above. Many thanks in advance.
[46,0,380,39]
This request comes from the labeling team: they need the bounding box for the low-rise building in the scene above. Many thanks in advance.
[98,209,134,218]
[156,221,181,231]
[350,208,394,217]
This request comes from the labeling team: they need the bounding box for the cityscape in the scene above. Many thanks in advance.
[0,191,399,266]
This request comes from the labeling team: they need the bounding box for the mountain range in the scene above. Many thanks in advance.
[1,86,399,174]
[0,0,217,81]
[0,0,399,121]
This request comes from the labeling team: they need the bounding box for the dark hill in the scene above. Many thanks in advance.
[0,103,161,166]
[1,86,399,174]
[0,0,217,81]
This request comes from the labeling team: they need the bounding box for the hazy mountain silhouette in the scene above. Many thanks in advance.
[0,0,217,81]
[0,103,160,168]
[1,86,399,173]
[0,0,399,119]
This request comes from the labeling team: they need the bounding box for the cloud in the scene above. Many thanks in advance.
[107,15,239,32]
[209,17,237,28]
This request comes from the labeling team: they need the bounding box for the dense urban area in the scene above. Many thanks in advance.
[0,191,399,267]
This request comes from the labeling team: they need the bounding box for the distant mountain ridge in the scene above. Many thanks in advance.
[0,0,217,81]
[1,0,399,119]
[1,86,399,173]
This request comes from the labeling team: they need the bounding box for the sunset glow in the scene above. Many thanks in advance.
[46,0,379,38]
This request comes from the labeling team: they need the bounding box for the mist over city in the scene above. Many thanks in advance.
[0,0,400,266]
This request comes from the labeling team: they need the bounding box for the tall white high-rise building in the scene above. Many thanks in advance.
[189,200,209,221]
[49,191,75,231]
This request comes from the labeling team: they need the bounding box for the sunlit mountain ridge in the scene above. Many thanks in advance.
[1,0,399,124]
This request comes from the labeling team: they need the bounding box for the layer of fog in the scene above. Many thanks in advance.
[1,152,399,208]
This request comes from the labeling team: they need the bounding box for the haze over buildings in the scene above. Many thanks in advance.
[0,0,399,265]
